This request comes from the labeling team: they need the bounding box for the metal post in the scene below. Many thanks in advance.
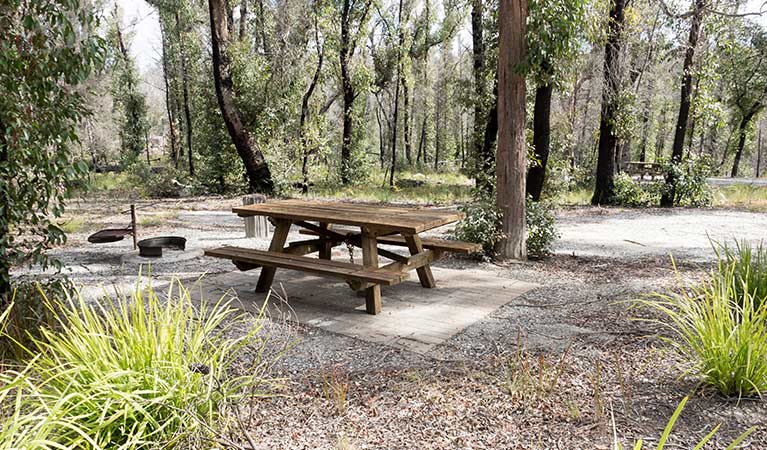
[130,204,138,250]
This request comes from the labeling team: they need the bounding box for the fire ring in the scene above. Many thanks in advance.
[137,236,187,258]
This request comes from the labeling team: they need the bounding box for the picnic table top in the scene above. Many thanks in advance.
[232,199,464,234]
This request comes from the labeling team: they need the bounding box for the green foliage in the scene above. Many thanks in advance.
[661,156,713,207]
[526,199,560,258]
[108,9,150,166]
[452,194,559,258]
[611,157,712,208]
[714,240,767,313]
[451,196,505,255]
[0,279,275,449]
[612,173,661,207]
[613,396,755,449]
[0,0,106,294]
[526,0,590,87]
[637,257,767,397]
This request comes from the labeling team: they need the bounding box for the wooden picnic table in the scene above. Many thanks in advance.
[204,199,480,315]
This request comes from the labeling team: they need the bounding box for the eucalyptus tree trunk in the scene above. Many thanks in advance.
[403,80,412,164]
[208,0,274,193]
[592,0,626,205]
[731,111,757,178]
[526,79,552,202]
[662,0,705,206]
[339,0,354,184]
[495,0,527,260]
[300,22,324,194]
[160,21,178,165]
[472,0,492,190]
[175,11,194,177]
[0,122,9,305]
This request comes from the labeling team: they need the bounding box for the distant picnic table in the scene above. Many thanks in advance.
[205,199,480,315]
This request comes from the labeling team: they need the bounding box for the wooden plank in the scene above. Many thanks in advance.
[361,228,382,315]
[205,246,405,285]
[232,200,464,234]
[299,228,481,254]
[381,250,435,273]
[256,219,292,293]
[403,234,436,288]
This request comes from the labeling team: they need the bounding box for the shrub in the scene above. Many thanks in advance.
[451,195,558,258]
[451,197,504,255]
[526,199,559,258]
[0,279,275,449]
[612,173,660,207]
[662,156,713,207]
[613,396,755,449]
[636,259,767,397]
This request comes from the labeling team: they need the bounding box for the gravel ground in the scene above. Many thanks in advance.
[22,199,767,449]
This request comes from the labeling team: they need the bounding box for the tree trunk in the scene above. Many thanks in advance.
[417,114,427,163]
[0,120,10,305]
[526,81,552,202]
[731,112,755,178]
[300,23,323,194]
[655,104,668,160]
[661,0,705,207]
[472,0,488,178]
[495,0,527,260]
[208,0,274,193]
[592,0,626,205]
[757,123,762,178]
[403,80,412,164]
[239,0,247,40]
[339,0,354,184]
[175,11,195,177]
[160,21,178,165]
[638,79,655,162]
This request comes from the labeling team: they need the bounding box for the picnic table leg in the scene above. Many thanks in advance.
[318,222,333,260]
[256,218,292,293]
[404,234,436,288]
[360,228,382,315]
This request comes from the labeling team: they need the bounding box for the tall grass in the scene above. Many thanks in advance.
[0,279,275,449]
[637,255,767,398]
[714,239,767,312]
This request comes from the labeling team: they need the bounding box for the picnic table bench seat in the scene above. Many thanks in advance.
[204,246,407,290]
[298,228,481,254]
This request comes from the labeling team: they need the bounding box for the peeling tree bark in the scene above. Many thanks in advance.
[495,0,527,260]
[208,0,274,193]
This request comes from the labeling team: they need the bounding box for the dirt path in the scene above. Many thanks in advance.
[24,200,767,448]
[556,207,767,260]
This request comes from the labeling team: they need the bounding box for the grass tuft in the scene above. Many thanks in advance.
[636,254,767,398]
[0,279,276,449]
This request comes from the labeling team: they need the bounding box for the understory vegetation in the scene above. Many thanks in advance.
[639,240,767,398]
[0,280,278,449]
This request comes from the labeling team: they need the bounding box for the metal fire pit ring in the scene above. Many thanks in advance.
[137,236,187,258]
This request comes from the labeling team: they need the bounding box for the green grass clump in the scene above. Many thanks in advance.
[0,280,274,449]
[637,257,767,398]
[714,239,767,312]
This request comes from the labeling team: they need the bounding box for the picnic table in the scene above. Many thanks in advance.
[204,199,480,315]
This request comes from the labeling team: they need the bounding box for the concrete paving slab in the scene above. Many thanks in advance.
[203,266,537,354]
